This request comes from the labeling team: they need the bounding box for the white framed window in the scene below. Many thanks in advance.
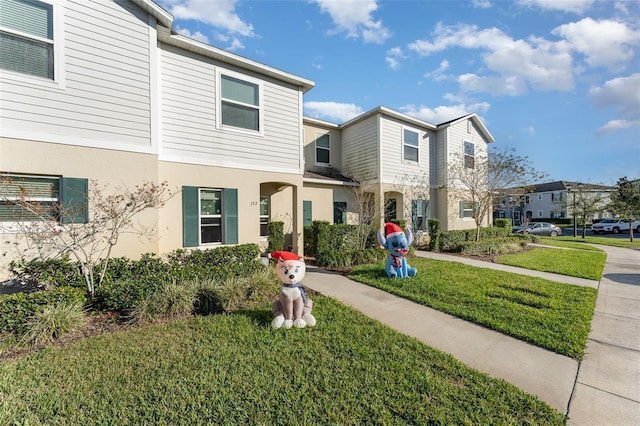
[218,71,262,133]
[259,195,269,237]
[403,128,419,162]
[464,141,475,168]
[200,189,223,244]
[461,201,476,219]
[0,0,61,82]
[315,132,330,165]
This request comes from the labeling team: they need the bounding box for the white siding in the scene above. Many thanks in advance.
[379,116,431,185]
[159,43,303,173]
[0,0,152,149]
[341,116,378,181]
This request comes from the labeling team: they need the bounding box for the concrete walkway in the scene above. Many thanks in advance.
[303,245,640,424]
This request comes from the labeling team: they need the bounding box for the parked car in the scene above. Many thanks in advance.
[515,222,562,236]
[591,218,640,234]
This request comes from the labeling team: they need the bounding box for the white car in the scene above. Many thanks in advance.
[591,218,640,234]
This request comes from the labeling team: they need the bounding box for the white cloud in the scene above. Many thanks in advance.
[408,23,574,95]
[304,101,364,122]
[385,47,405,70]
[174,27,209,44]
[313,0,391,44]
[516,0,596,14]
[423,59,450,81]
[590,73,640,133]
[159,0,253,49]
[552,18,640,70]
[472,0,492,9]
[399,102,491,124]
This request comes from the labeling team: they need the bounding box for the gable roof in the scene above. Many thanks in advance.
[508,181,613,193]
[436,113,495,143]
[338,106,437,131]
[130,0,315,93]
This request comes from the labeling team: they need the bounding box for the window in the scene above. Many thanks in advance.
[0,173,87,224]
[303,200,312,226]
[182,187,237,247]
[412,199,429,232]
[385,198,397,222]
[538,194,542,200]
[0,0,54,80]
[259,196,269,237]
[538,211,543,218]
[315,133,330,165]
[464,141,475,168]
[403,129,419,162]
[333,201,346,224]
[220,74,260,131]
[460,201,477,219]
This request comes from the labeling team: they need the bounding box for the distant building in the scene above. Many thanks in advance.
[494,181,613,225]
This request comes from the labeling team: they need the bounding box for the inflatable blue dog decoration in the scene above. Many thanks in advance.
[377,222,417,278]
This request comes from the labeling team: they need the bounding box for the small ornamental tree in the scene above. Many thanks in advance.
[1,179,174,296]
[608,176,640,242]
[448,146,547,241]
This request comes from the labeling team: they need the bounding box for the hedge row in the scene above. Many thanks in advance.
[0,286,86,334]
[438,226,512,252]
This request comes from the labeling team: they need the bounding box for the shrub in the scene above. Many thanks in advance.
[459,238,528,256]
[495,218,512,230]
[166,244,263,282]
[131,281,197,324]
[0,286,86,334]
[92,278,163,314]
[266,221,284,253]
[315,251,352,269]
[9,256,85,289]
[427,219,440,251]
[390,219,407,229]
[311,221,331,257]
[18,301,86,346]
[351,248,387,266]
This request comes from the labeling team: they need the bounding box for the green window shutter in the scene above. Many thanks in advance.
[182,186,199,247]
[411,200,418,232]
[459,201,464,218]
[223,188,238,244]
[60,177,88,224]
[303,200,312,226]
[424,200,430,219]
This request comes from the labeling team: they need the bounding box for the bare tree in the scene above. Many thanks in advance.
[448,146,547,240]
[566,183,610,239]
[349,180,388,249]
[1,178,174,296]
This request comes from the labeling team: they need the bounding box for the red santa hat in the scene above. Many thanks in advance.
[384,222,404,238]
[269,251,302,262]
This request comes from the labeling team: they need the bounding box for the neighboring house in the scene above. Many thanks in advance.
[0,0,494,276]
[302,107,495,232]
[494,181,612,225]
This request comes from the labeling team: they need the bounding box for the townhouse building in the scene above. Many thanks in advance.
[0,0,495,274]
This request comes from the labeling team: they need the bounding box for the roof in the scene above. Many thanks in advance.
[303,171,358,186]
[507,181,613,193]
[338,106,438,131]
[436,113,495,143]
[130,0,315,93]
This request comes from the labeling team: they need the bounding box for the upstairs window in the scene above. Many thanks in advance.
[0,0,54,80]
[220,74,260,131]
[464,141,475,168]
[403,129,419,162]
[315,133,330,165]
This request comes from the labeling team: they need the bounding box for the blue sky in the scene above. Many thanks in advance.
[156,0,640,185]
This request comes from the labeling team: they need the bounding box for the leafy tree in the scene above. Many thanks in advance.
[566,183,609,239]
[448,146,547,241]
[1,179,174,296]
[608,176,640,242]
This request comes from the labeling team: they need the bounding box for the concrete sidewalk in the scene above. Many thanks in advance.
[303,246,640,424]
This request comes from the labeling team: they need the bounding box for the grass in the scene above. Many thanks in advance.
[553,234,640,249]
[534,238,603,251]
[496,248,607,280]
[0,297,565,425]
[349,258,597,360]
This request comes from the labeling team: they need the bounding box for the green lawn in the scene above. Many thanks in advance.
[350,258,596,359]
[0,298,564,425]
[552,235,640,249]
[496,247,606,280]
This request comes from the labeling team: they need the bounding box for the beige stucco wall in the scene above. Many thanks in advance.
[158,161,304,254]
